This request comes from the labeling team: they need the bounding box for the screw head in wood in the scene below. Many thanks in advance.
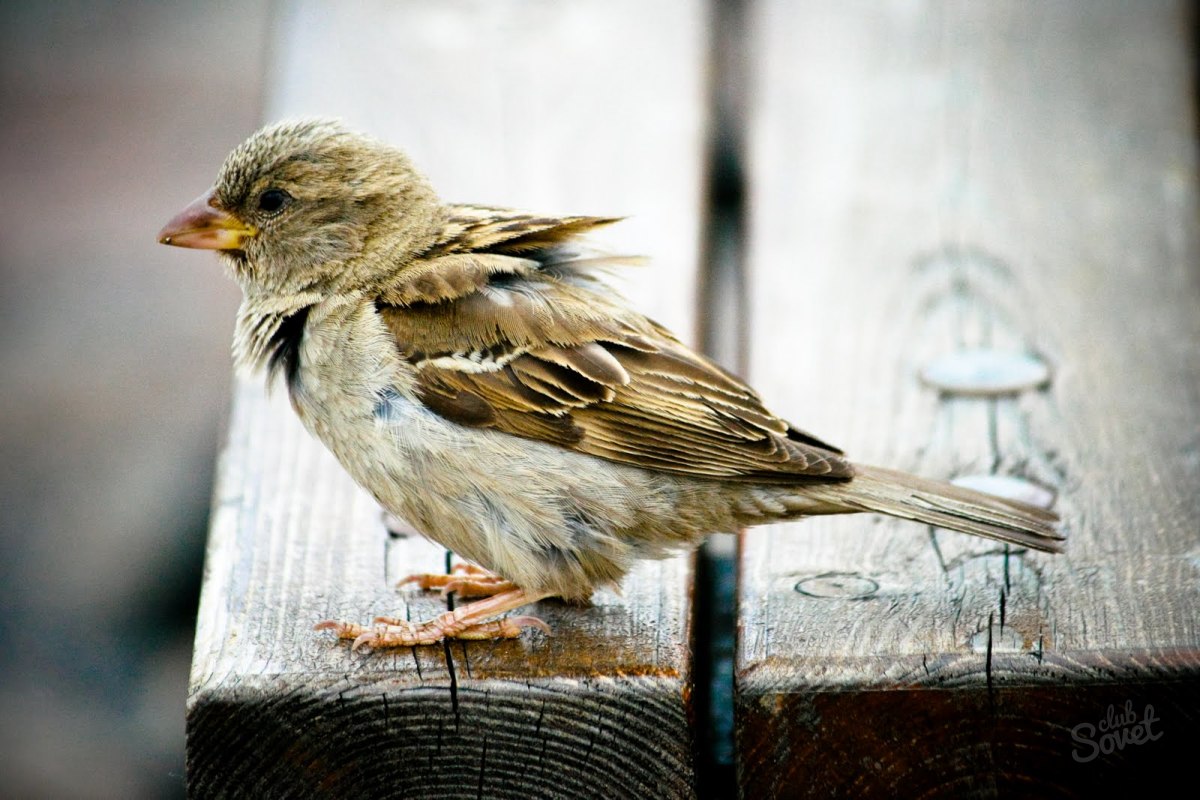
[919,349,1051,396]
[794,572,879,599]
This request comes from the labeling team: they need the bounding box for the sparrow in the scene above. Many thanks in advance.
[159,119,1063,650]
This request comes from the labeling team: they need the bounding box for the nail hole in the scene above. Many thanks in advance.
[920,349,1051,396]
[795,572,879,599]
[952,474,1057,509]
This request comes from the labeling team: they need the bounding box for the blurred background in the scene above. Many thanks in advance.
[0,2,271,796]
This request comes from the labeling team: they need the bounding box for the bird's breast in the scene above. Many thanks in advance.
[279,296,729,596]
[287,298,417,451]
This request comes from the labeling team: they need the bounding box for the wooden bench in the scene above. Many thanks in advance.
[188,2,1199,797]
[735,2,1200,796]
[188,2,707,797]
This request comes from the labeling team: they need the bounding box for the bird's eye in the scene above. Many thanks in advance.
[257,189,291,214]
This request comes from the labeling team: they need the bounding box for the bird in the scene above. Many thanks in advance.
[159,118,1063,651]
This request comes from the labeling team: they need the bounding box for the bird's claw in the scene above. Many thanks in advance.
[398,562,517,598]
[314,612,550,650]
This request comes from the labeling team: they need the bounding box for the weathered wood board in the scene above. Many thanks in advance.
[187,2,711,797]
[736,1,1200,796]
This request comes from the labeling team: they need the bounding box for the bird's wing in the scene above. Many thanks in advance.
[424,204,627,258]
[376,207,852,484]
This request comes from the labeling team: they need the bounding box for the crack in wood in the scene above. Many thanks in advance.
[985,612,996,716]
[442,638,460,731]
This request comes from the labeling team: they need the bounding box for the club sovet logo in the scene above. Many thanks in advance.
[1070,700,1163,763]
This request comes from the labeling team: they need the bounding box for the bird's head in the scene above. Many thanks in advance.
[158,118,441,298]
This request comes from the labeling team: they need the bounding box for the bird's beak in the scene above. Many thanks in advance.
[158,189,257,250]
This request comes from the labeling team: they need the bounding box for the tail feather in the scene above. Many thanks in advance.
[809,464,1065,553]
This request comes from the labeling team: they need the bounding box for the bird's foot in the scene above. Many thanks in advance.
[315,587,550,650]
[398,562,517,598]
[316,615,548,649]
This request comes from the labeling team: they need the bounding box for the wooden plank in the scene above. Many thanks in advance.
[736,1,1200,796]
[187,2,711,797]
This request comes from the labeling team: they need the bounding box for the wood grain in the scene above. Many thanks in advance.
[187,2,711,797]
[736,1,1200,796]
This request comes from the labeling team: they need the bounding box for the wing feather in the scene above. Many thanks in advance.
[377,206,852,484]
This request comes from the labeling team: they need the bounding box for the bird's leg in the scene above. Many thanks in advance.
[315,586,551,650]
[398,562,518,598]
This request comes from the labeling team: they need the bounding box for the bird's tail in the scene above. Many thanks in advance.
[805,464,1065,553]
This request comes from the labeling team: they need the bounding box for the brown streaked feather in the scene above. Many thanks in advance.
[415,378,495,427]
[382,276,627,357]
[379,205,623,312]
[378,253,540,306]
[416,369,585,446]
[377,206,852,484]
[535,342,630,386]
[511,356,615,405]
[426,204,623,259]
